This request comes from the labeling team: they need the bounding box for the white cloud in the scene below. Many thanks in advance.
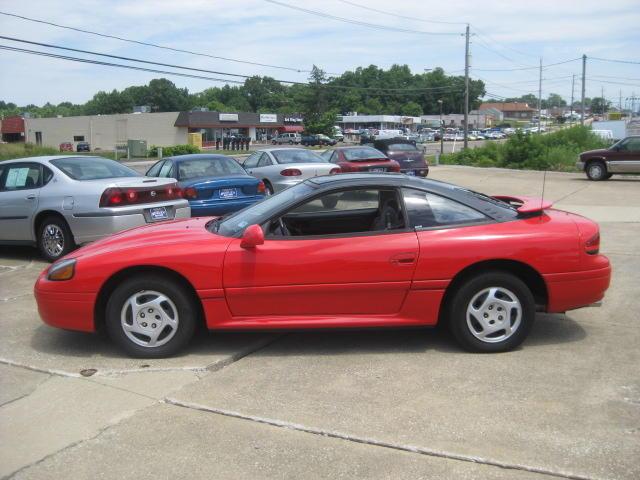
[0,0,638,106]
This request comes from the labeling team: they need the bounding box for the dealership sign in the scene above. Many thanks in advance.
[219,113,239,121]
[259,114,277,123]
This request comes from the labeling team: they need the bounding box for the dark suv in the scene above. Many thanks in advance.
[373,138,428,177]
[577,136,640,180]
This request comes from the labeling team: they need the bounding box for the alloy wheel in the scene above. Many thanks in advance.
[42,224,65,258]
[466,287,522,343]
[120,290,179,348]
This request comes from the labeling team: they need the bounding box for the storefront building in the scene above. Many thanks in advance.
[174,112,304,145]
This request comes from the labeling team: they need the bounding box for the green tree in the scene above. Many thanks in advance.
[146,79,190,112]
[400,101,423,116]
[300,66,335,135]
[590,97,609,115]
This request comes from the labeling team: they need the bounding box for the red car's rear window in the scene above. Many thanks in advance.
[343,147,387,161]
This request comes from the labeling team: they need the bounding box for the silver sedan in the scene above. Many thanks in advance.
[0,155,190,261]
[242,148,338,194]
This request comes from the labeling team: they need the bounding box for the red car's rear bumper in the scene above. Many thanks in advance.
[544,260,611,312]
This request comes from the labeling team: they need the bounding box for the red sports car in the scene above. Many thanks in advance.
[320,146,401,173]
[35,174,611,358]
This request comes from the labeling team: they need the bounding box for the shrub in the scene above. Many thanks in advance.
[148,144,200,157]
[441,126,607,171]
[0,142,59,161]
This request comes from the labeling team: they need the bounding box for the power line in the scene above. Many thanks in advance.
[263,0,463,36]
[333,0,466,25]
[0,45,246,84]
[0,10,329,74]
[590,56,640,65]
[586,78,640,87]
[0,43,465,95]
[471,57,581,73]
[471,26,538,60]
[472,37,535,68]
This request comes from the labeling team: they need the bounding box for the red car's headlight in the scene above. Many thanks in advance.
[47,259,76,281]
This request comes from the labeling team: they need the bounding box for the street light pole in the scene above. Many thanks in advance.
[438,99,444,155]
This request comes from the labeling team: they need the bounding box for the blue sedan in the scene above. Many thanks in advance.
[145,154,266,216]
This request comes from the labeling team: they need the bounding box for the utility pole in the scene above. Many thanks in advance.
[601,86,605,117]
[438,99,444,155]
[581,54,586,125]
[463,24,470,150]
[570,74,575,127]
[537,57,542,134]
[619,90,622,113]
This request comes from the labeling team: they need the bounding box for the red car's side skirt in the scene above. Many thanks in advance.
[200,289,445,330]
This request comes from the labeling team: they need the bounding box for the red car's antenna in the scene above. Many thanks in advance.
[540,170,547,222]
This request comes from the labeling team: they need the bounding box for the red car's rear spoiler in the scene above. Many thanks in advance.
[492,195,553,214]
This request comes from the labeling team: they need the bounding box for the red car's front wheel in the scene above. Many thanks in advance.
[447,272,535,353]
[106,275,197,358]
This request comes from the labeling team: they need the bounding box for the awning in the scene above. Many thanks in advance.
[280,125,304,133]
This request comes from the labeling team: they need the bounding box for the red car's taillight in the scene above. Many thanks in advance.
[329,167,341,175]
[99,183,182,207]
[280,168,302,176]
[257,181,266,193]
[390,162,401,172]
[183,187,198,199]
[585,232,600,255]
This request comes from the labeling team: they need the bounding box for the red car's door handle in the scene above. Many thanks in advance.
[389,253,417,265]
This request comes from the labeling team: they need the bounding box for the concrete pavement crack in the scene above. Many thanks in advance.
[553,183,593,204]
[163,398,601,480]
[1,402,158,480]
[0,375,53,409]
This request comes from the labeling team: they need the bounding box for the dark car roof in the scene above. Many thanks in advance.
[166,154,234,162]
[307,173,518,222]
[373,138,415,147]
[330,145,381,150]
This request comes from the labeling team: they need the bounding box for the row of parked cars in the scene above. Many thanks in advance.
[0,139,428,262]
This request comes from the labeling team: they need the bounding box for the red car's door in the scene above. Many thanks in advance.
[223,232,418,317]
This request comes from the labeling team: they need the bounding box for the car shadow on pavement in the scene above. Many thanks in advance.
[27,313,586,361]
[0,246,40,262]
[243,314,587,358]
[28,324,275,360]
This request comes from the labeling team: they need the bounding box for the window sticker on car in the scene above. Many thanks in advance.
[5,168,29,188]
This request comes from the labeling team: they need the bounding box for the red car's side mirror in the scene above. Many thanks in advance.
[240,224,264,249]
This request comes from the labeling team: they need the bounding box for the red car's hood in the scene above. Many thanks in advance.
[72,217,225,259]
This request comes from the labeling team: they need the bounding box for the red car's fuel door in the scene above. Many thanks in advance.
[223,231,419,317]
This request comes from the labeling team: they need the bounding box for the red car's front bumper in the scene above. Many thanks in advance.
[34,271,96,332]
[544,256,612,312]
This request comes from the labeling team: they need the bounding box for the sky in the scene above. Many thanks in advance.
[1,0,639,109]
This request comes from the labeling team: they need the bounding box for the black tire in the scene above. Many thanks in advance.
[37,215,75,262]
[446,272,535,353]
[263,180,274,195]
[586,160,609,181]
[288,140,294,145]
[105,274,197,358]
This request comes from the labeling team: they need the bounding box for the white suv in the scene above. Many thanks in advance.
[272,133,301,145]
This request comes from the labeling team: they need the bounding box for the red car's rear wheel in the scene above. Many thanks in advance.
[106,274,197,358]
[447,272,535,353]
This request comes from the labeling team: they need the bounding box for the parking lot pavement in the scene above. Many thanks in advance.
[1,166,638,479]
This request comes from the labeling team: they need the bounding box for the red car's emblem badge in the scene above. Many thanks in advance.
[150,191,156,197]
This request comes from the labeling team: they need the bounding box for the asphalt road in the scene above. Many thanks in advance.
[1,167,639,480]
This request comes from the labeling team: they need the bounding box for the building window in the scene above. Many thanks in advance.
[73,135,85,142]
